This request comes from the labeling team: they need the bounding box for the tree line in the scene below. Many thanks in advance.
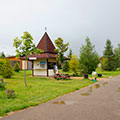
[60,37,120,76]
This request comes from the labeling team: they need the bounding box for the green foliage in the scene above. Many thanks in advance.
[67,49,72,59]
[0,52,5,58]
[13,32,43,57]
[69,54,79,75]
[14,62,20,72]
[103,40,116,71]
[63,61,69,72]
[114,44,120,69]
[13,31,43,86]
[79,37,99,74]
[0,70,94,116]
[0,81,7,90]
[0,59,4,75]
[1,59,14,78]
[55,37,69,66]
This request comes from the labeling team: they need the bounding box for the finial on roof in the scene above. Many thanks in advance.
[45,27,47,32]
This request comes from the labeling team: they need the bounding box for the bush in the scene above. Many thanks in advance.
[0,59,4,75]
[63,62,69,72]
[14,62,20,72]
[0,81,7,90]
[1,59,14,78]
[5,89,15,99]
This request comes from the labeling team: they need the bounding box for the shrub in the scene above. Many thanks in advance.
[5,89,15,99]
[1,59,14,78]
[14,62,20,72]
[0,59,4,75]
[0,81,7,90]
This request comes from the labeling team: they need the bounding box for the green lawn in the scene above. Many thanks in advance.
[0,71,94,116]
[59,68,120,78]
[96,68,120,77]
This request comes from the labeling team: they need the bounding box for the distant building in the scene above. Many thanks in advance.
[7,56,32,70]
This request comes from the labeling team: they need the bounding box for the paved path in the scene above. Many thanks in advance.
[1,75,120,120]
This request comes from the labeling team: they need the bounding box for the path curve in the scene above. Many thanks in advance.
[1,75,120,120]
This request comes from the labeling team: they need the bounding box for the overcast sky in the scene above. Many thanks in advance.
[0,0,120,56]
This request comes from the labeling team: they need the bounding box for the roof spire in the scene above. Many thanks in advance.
[45,27,47,32]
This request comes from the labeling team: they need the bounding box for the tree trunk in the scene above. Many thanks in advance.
[24,57,27,87]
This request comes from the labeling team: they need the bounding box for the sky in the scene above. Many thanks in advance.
[0,0,120,56]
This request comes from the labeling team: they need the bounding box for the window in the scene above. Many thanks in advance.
[40,61,46,69]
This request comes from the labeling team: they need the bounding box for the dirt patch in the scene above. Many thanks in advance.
[80,93,91,96]
[53,101,77,105]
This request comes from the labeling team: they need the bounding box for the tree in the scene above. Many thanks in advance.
[63,61,69,72]
[54,37,69,69]
[67,49,72,59]
[103,40,116,71]
[13,32,42,86]
[69,54,78,75]
[14,62,20,72]
[114,44,120,69]
[0,52,5,58]
[1,59,14,78]
[79,37,99,74]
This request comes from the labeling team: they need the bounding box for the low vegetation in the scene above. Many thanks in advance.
[0,70,94,116]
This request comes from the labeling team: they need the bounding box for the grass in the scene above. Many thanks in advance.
[59,68,120,78]
[96,68,120,77]
[0,70,94,116]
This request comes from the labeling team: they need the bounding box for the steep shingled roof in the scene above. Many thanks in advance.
[37,32,56,53]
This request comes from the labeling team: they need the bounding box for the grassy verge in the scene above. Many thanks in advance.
[0,70,94,116]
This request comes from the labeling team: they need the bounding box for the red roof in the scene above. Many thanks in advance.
[37,32,56,53]
[29,53,57,59]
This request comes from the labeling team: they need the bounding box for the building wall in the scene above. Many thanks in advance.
[8,57,32,70]
[33,59,47,76]
[33,59,57,76]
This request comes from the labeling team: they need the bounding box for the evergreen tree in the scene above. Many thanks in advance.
[114,44,120,69]
[79,37,99,74]
[14,62,20,72]
[0,52,5,58]
[63,61,69,72]
[103,40,116,71]
[67,49,72,59]
[1,59,14,78]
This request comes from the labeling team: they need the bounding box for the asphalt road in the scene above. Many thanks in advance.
[1,75,120,120]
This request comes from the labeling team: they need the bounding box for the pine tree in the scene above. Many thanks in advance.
[0,52,5,58]
[114,44,120,69]
[67,49,72,59]
[79,37,99,74]
[103,40,116,71]
[63,61,69,72]
[14,62,20,72]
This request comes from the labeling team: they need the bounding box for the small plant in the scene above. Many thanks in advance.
[0,81,7,90]
[5,89,15,99]
[14,62,20,72]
